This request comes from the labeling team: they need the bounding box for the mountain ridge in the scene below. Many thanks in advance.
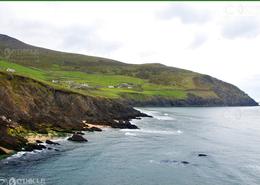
[0,34,258,107]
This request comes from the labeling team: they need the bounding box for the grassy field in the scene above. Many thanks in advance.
[0,60,189,99]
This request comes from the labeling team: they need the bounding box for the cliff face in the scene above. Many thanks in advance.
[0,72,146,151]
[123,75,258,107]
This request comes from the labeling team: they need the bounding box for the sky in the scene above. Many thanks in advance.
[0,2,260,101]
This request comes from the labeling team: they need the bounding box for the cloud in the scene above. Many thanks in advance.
[158,4,211,24]
[239,75,260,101]
[222,17,260,39]
[0,7,121,56]
[60,25,121,55]
[189,33,208,49]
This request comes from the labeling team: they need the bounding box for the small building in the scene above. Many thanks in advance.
[52,80,59,83]
[117,83,134,88]
[6,68,15,73]
[108,85,114,88]
[81,83,89,87]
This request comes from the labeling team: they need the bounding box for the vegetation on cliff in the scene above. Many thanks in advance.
[0,34,257,106]
[0,71,146,157]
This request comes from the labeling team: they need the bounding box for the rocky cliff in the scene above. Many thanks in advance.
[122,75,258,107]
[0,72,146,152]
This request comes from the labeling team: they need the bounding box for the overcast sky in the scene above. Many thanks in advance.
[0,2,260,101]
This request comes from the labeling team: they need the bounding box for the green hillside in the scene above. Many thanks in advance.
[0,60,188,99]
[0,34,257,106]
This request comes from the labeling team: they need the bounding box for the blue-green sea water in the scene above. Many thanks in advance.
[1,107,260,185]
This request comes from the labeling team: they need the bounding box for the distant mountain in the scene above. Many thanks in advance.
[0,34,258,106]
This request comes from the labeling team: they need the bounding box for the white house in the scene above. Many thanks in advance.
[6,68,16,73]
[52,80,59,83]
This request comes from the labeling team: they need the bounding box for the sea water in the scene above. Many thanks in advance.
[1,107,260,185]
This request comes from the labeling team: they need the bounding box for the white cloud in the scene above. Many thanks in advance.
[189,33,208,49]
[222,16,260,39]
[158,3,211,24]
[0,2,260,101]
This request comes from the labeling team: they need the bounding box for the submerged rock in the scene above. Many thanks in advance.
[198,154,208,157]
[36,140,43,144]
[125,124,139,129]
[89,127,102,132]
[68,134,88,142]
[181,161,189,164]
[160,160,178,164]
[46,140,60,145]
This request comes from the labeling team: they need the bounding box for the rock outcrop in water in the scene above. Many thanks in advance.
[0,72,147,152]
[68,134,88,142]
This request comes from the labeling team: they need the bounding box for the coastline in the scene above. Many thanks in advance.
[0,120,142,161]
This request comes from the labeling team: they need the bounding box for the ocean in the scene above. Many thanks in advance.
[1,107,260,185]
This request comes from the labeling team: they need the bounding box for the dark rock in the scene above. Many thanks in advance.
[68,134,88,142]
[47,147,53,150]
[35,140,43,144]
[126,124,139,129]
[111,120,139,129]
[46,140,60,145]
[89,127,102,132]
[75,131,85,135]
[24,144,46,151]
[181,161,189,164]
[82,127,94,132]
[54,149,60,151]
[198,154,208,157]
[160,160,178,164]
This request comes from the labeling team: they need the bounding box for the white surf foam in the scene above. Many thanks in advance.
[121,129,183,135]
[125,132,137,136]
[6,151,28,160]
[154,115,176,121]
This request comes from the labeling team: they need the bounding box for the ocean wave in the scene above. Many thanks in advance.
[5,151,34,160]
[125,132,137,136]
[135,108,175,121]
[153,115,176,121]
[121,129,183,135]
[134,108,159,116]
